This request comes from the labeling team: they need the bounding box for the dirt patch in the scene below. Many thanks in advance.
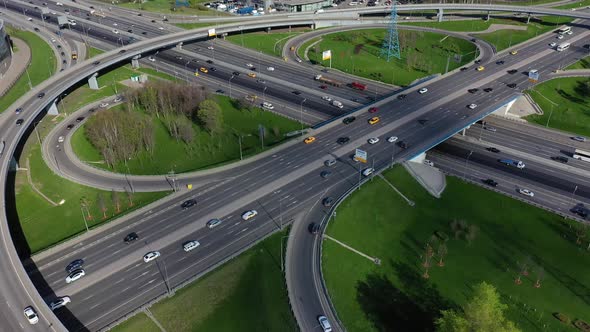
[353,44,364,55]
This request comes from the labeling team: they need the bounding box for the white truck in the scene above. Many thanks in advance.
[331,100,343,109]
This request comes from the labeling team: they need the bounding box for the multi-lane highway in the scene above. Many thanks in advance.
[1,2,590,331]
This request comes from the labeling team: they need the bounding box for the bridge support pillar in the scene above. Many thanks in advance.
[487,11,491,21]
[88,73,99,90]
[461,125,471,136]
[176,42,183,50]
[437,8,443,22]
[9,156,18,171]
[493,98,517,116]
[409,152,427,164]
[47,99,59,115]
[131,59,140,68]
[526,13,531,24]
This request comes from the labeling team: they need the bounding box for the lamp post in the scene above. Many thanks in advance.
[79,205,89,232]
[463,151,473,180]
[299,98,306,131]
[229,75,235,98]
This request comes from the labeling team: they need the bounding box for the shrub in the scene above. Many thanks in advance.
[554,312,571,325]
[574,319,590,332]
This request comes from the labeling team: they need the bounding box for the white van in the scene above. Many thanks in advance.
[262,102,274,110]
[183,240,200,252]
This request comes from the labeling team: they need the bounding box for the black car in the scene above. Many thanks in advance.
[337,137,350,145]
[250,67,256,71]
[571,204,589,218]
[292,90,302,95]
[322,197,334,207]
[232,71,240,76]
[151,19,156,23]
[342,117,356,125]
[215,89,225,94]
[127,29,133,33]
[76,117,85,122]
[483,179,498,187]
[474,59,481,64]
[468,88,479,93]
[181,199,197,210]
[210,67,217,71]
[62,59,67,64]
[119,49,126,54]
[496,60,505,65]
[398,141,408,149]
[88,108,96,113]
[418,119,428,125]
[321,69,329,73]
[551,156,568,163]
[34,27,40,32]
[351,97,360,102]
[397,94,407,100]
[483,88,493,92]
[37,92,45,98]
[320,170,332,179]
[16,119,24,126]
[124,232,139,244]
[507,83,517,88]
[93,61,100,65]
[507,69,518,74]
[61,51,65,56]
[460,67,468,71]
[65,259,84,273]
[308,222,321,234]
[57,45,62,49]
[142,31,147,35]
[487,147,500,153]
[66,124,74,130]
[206,60,213,64]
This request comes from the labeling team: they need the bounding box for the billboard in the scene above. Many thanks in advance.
[322,50,332,61]
[208,28,216,37]
[354,148,367,163]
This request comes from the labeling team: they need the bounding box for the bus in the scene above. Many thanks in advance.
[556,43,570,52]
[557,26,571,34]
[573,149,590,162]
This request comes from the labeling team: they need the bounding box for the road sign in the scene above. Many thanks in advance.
[354,148,367,163]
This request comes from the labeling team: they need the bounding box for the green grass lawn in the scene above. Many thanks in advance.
[526,77,590,137]
[402,17,517,32]
[71,96,301,175]
[86,47,105,59]
[114,230,297,332]
[323,167,590,332]
[554,0,590,9]
[108,312,160,332]
[226,30,309,57]
[103,0,226,16]
[0,29,56,113]
[174,22,218,29]
[476,16,573,51]
[297,36,321,60]
[566,56,590,69]
[13,115,169,254]
[306,29,475,86]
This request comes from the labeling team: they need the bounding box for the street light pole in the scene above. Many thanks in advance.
[79,205,89,232]
[238,135,243,160]
[463,151,473,180]
[300,98,306,131]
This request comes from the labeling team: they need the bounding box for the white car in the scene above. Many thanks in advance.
[148,56,156,62]
[58,136,64,143]
[242,210,258,221]
[262,102,274,110]
[65,269,85,284]
[468,103,478,109]
[23,306,39,324]
[207,46,214,50]
[362,168,374,177]
[27,17,33,21]
[418,88,428,94]
[183,240,200,252]
[112,29,119,34]
[49,296,71,311]
[387,136,398,143]
[519,188,534,197]
[549,42,557,47]
[143,251,161,263]
[567,30,573,35]
[99,102,109,108]
[572,136,586,142]
[51,38,56,43]
[246,63,254,68]
[322,95,332,102]
[113,96,122,103]
[557,34,564,39]
[296,58,302,63]
[266,66,275,71]
[318,315,332,332]
[423,159,434,167]
[158,26,164,30]
[112,22,117,26]
[368,137,379,144]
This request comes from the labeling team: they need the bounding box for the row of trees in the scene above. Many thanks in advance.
[79,190,134,222]
[85,81,225,168]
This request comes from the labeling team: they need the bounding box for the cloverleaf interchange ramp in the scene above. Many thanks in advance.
[1,3,590,332]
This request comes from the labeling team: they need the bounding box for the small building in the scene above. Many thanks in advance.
[273,0,331,12]
[0,20,12,77]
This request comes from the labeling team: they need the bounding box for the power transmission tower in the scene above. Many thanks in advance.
[380,2,401,61]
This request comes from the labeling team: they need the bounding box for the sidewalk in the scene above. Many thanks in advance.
[0,38,31,98]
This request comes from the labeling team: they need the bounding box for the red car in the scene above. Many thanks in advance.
[368,107,378,113]
[320,85,328,90]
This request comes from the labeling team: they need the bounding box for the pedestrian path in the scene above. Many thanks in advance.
[324,234,381,265]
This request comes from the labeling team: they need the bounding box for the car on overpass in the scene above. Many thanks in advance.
[49,296,71,311]
[418,88,428,94]
[143,251,161,263]
[510,50,518,55]
[476,66,485,71]
[304,137,316,144]
[519,188,535,197]
[368,117,380,125]
[241,210,258,221]
[23,306,39,324]
[199,67,208,73]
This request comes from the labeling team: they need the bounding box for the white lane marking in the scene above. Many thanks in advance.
[131,271,149,281]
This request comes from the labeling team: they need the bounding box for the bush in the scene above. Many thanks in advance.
[554,312,571,325]
[574,319,590,332]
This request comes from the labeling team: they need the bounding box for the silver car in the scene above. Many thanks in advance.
[50,296,71,311]
[65,269,85,284]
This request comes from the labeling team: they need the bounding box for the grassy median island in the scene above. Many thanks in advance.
[112,230,297,332]
[0,28,56,113]
[71,82,301,175]
[322,166,590,332]
[226,30,310,57]
[526,77,590,137]
[306,29,475,86]
[12,115,169,254]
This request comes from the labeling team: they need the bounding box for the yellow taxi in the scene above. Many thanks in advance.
[368,117,380,125]
[510,50,518,55]
[199,67,208,73]
[304,136,316,144]
[476,66,485,71]
[248,72,257,78]
[194,72,199,77]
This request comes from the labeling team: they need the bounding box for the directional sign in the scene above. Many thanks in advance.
[354,148,367,163]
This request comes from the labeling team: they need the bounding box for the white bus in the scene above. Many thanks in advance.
[556,43,570,51]
[573,149,590,162]
[557,26,571,34]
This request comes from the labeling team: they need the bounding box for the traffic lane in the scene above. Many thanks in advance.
[434,142,590,198]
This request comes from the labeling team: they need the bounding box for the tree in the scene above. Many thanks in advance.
[97,193,107,219]
[111,190,120,213]
[197,99,223,134]
[465,224,479,244]
[437,243,448,267]
[125,187,134,207]
[80,196,93,221]
[436,282,521,332]
[574,222,588,245]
